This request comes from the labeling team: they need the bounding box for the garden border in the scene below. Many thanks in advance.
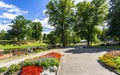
[98,60,120,75]
[56,53,64,75]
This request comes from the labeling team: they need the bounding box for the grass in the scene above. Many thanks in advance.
[0,42,48,50]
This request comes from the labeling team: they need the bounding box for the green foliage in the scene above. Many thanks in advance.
[31,22,43,41]
[99,55,118,68]
[0,30,7,40]
[0,67,7,73]
[114,56,120,65]
[74,0,108,46]
[48,58,60,67]
[36,58,60,68]
[46,0,74,47]
[20,60,34,67]
[7,64,21,74]
[8,15,31,42]
[0,42,47,50]
[108,0,120,38]
[47,31,60,45]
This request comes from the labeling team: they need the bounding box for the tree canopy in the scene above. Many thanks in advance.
[74,0,108,46]
[108,0,120,38]
[46,0,74,47]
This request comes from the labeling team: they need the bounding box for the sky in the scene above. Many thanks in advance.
[0,0,91,34]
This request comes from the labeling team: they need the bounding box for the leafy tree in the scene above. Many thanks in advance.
[74,0,108,46]
[31,22,43,40]
[46,0,74,47]
[42,34,48,43]
[47,31,60,46]
[42,34,48,40]
[9,15,31,42]
[108,0,120,39]
[0,29,7,40]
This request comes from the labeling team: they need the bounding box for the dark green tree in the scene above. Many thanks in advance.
[74,0,108,46]
[9,15,31,42]
[46,0,74,47]
[31,22,43,41]
[108,0,120,39]
[0,29,7,40]
[47,31,60,46]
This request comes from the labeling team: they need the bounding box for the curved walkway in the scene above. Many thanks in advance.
[59,46,117,75]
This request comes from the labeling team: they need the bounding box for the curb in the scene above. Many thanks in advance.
[98,60,120,75]
[56,53,64,75]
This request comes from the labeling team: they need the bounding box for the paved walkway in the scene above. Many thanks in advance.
[59,46,117,75]
[0,46,117,75]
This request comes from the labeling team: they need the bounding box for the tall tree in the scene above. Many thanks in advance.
[0,29,7,40]
[74,0,108,46]
[9,15,31,42]
[108,0,120,38]
[46,0,74,47]
[47,31,60,46]
[31,22,43,40]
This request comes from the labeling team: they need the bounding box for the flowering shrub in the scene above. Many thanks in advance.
[99,51,120,73]
[20,66,43,75]
[45,52,61,60]
[20,52,61,75]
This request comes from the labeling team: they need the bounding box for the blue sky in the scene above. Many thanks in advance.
[0,0,91,34]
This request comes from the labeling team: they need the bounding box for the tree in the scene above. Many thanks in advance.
[46,0,74,47]
[31,22,43,40]
[47,31,60,46]
[42,34,48,43]
[9,15,31,42]
[74,0,108,46]
[0,29,7,40]
[108,0,120,39]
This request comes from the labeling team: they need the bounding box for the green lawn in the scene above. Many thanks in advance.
[0,42,48,50]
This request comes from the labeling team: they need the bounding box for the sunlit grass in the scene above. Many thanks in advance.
[0,42,48,50]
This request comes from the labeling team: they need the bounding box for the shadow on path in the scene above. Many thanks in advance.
[65,46,120,54]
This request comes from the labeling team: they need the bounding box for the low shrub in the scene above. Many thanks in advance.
[99,51,120,73]
[7,64,21,74]
[47,58,60,67]
[20,60,34,67]
[0,67,7,73]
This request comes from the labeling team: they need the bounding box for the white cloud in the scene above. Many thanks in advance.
[33,18,54,34]
[0,13,18,19]
[0,1,14,8]
[0,23,11,31]
[0,1,28,20]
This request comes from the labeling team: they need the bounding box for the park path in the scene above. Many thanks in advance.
[59,46,117,75]
[0,46,117,75]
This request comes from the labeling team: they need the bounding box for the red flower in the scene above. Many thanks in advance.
[45,52,61,60]
[20,66,43,75]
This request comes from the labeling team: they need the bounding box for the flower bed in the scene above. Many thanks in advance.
[20,66,43,75]
[0,52,61,75]
[99,51,120,74]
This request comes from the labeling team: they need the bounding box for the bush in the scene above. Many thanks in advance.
[0,67,7,73]
[20,60,34,67]
[35,58,60,69]
[7,64,21,74]
[99,55,118,68]
[48,58,60,67]
[99,51,120,73]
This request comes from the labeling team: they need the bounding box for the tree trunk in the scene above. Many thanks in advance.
[61,30,66,47]
[87,36,90,46]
